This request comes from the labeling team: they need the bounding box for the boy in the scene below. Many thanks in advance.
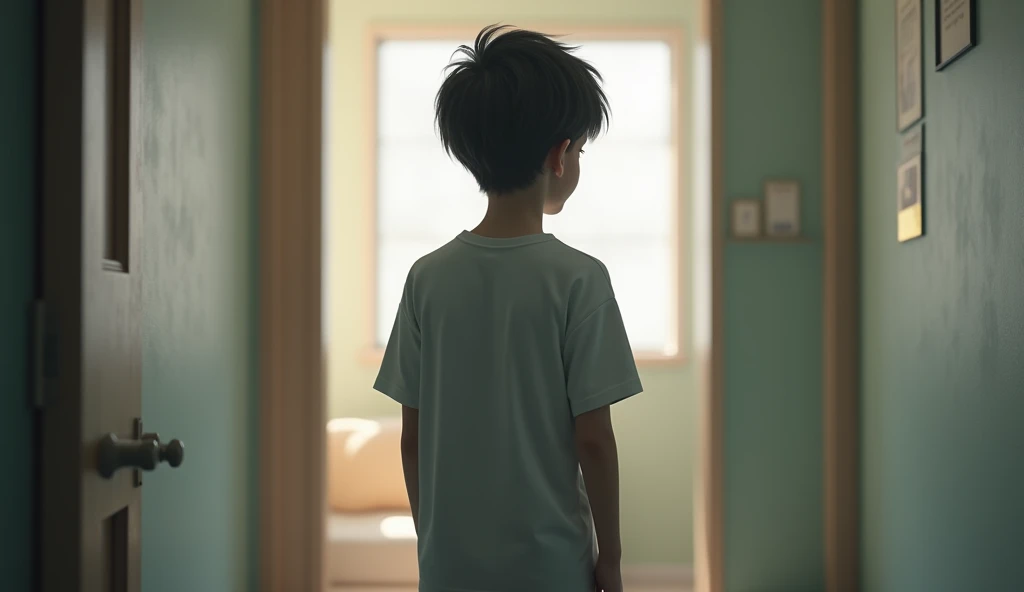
[374,25,642,592]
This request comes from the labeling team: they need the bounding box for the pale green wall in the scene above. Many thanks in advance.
[0,1,36,589]
[139,1,260,591]
[722,1,824,590]
[860,1,1024,590]
[326,0,699,566]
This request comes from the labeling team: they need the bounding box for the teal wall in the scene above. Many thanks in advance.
[139,1,260,591]
[722,1,824,590]
[860,1,1024,590]
[0,0,36,590]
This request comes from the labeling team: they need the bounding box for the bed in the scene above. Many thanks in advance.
[326,417,418,587]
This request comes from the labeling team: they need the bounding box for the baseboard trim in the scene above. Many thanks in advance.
[622,564,694,587]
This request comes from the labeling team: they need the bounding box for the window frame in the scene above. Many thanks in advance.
[364,23,690,367]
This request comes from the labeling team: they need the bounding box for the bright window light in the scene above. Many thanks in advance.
[375,36,679,357]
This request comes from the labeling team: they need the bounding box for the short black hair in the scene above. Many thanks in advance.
[434,25,610,195]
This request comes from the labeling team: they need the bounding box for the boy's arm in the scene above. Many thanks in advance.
[400,405,420,533]
[574,405,621,563]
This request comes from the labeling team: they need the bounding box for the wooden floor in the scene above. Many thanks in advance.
[335,588,686,592]
[334,584,689,592]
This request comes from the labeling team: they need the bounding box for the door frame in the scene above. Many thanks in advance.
[700,1,724,591]
[257,0,861,590]
[258,0,326,590]
[700,1,861,590]
[822,1,860,591]
[257,1,728,591]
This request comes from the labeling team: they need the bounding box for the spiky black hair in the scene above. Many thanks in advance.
[434,25,610,195]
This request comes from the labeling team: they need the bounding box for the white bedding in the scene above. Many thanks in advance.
[325,512,418,586]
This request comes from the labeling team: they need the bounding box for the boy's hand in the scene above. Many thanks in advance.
[595,558,623,592]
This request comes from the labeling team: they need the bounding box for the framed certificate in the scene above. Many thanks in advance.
[764,180,801,238]
[935,0,977,70]
[896,0,923,131]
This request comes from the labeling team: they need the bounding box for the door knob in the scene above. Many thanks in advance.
[141,433,185,468]
[97,433,160,478]
[97,426,185,479]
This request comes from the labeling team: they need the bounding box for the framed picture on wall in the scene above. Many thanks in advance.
[896,0,923,131]
[897,125,924,243]
[731,200,762,239]
[935,0,977,70]
[763,180,801,238]
[897,154,923,242]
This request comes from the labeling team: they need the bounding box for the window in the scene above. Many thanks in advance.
[373,27,685,361]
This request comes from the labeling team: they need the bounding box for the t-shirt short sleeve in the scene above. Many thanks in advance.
[563,298,643,417]
[373,296,421,409]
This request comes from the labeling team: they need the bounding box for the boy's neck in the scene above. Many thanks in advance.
[471,186,547,239]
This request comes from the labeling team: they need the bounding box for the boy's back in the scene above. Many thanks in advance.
[376,24,639,592]
[374,231,641,591]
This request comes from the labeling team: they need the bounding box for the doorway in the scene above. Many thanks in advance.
[257,0,720,590]
[320,9,709,592]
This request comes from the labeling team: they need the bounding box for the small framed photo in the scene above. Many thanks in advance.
[763,180,801,238]
[896,0,923,131]
[897,125,924,242]
[935,0,977,70]
[897,153,924,242]
[731,200,761,239]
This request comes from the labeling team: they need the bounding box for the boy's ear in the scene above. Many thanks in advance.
[549,138,572,178]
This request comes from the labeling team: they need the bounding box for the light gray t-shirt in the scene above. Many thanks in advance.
[374,230,642,592]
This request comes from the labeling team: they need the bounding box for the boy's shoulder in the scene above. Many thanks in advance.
[546,238,612,286]
[408,236,615,319]
[404,236,467,277]
[545,240,616,319]
[410,235,610,285]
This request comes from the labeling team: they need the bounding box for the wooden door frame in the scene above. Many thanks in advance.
[702,1,724,591]
[256,0,861,590]
[257,1,730,591]
[700,1,861,590]
[258,0,326,590]
[822,1,860,591]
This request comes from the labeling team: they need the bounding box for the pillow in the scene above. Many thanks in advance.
[327,417,411,512]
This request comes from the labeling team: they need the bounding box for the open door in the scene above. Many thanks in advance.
[38,1,183,589]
